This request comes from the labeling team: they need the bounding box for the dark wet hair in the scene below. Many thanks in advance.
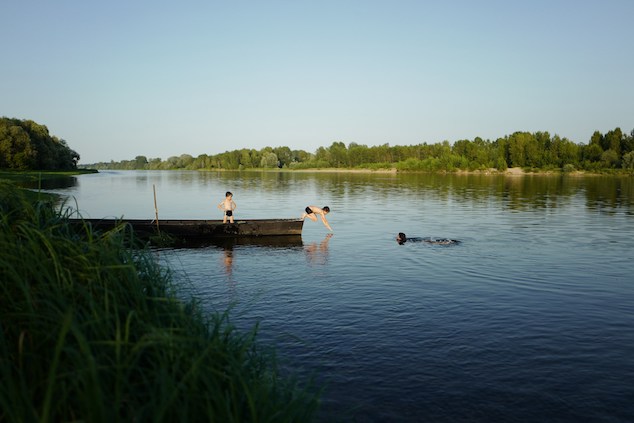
[322,206,330,212]
[397,232,407,244]
[226,191,233,197]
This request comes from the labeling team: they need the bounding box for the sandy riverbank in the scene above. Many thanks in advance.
[288,167,557,176]
[206,167,622,176]
[307,167,616,176]
[287,167,397,174]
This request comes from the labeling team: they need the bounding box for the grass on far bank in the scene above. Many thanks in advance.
[0,181,319,422]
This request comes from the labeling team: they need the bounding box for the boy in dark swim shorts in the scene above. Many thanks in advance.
[301,205,332,231]
[217,191,237,223]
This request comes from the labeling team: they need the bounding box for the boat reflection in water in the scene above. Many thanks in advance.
[198,236,303,272]
[177,235,304,249]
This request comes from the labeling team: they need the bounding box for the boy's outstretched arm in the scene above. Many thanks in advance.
[320,215,333,231]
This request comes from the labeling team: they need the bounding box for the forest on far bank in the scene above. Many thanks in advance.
[2,116,632,173]
[84,128,634,173]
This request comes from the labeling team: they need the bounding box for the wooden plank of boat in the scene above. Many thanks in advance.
[69,218,304,239]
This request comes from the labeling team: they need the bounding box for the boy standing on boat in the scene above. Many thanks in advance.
[218,191,237,223]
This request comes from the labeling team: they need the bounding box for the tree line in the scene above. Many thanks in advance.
[85,128,634,172]
[2,117,631,172]
[0,117,80,170]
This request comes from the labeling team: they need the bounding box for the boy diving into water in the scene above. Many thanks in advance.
[301,205,332,231]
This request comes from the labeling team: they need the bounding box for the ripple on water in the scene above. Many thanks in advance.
[60,171,634,422]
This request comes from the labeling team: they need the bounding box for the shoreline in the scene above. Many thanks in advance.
[77,166,632,176]
[263,167,618,177]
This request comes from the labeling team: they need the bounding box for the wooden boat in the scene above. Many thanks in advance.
[70,218,304,241]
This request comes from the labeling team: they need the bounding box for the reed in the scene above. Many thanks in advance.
[0,182,319,422]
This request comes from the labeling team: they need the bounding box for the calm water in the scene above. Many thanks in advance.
[45,170,634,422]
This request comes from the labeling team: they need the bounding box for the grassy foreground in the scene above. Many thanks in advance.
[0,182,319,422]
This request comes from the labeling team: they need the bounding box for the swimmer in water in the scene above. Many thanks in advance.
[396,232,460,245]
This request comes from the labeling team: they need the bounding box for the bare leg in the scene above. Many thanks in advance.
[229,215,234,223]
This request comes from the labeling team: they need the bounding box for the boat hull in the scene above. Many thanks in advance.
[70,218,304,240]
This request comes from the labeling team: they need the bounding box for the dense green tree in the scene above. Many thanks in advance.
[292,148,312,162]
[272,146,292,168]
[582,143,603,163]
[622,151,634,169]
[374,143,394,163]
[165,156,179,168]
[314,146,329,164]
[221,151,241,169]
[327,142,348,167]
[0,117,79,170]
[622,130,634,156]
[176,154,194,168]
[148,157,163,169]
[260,152,279,168]
[238,149,260,168]
[506,133,524,167]
[590,131,603,149]
[347,142,367,166]
[603,128,622,153]
[134,155,148,169]
[549,136,580,167]
[0,125,34,169]
[601,149,620,168]
[452,139,476,161]
[530,131,550,167]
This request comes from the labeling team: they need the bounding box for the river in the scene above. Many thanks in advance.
[42,170,634,422]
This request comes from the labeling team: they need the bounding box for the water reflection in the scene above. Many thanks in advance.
[216,237,305,286]
[169,236,303,249]
[135,173,149,188]
[50,170,634,422]
[18,176,78,190]
[46,170,634,219]
[223,171,633,215]
[304,233,332,266]
[223,246,234,277]
[584,176,634,214]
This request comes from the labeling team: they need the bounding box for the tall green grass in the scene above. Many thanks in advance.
[0,182,319,422]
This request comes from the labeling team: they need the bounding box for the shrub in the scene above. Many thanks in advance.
[622,151,634,170]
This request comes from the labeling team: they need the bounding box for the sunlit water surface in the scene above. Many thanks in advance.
[46,170,634,422]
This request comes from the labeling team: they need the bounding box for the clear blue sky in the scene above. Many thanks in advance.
[2,0,633,164]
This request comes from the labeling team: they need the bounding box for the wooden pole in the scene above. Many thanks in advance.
[153,184,160,233]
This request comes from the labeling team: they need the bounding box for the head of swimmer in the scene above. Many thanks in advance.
[396,232,407,244]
